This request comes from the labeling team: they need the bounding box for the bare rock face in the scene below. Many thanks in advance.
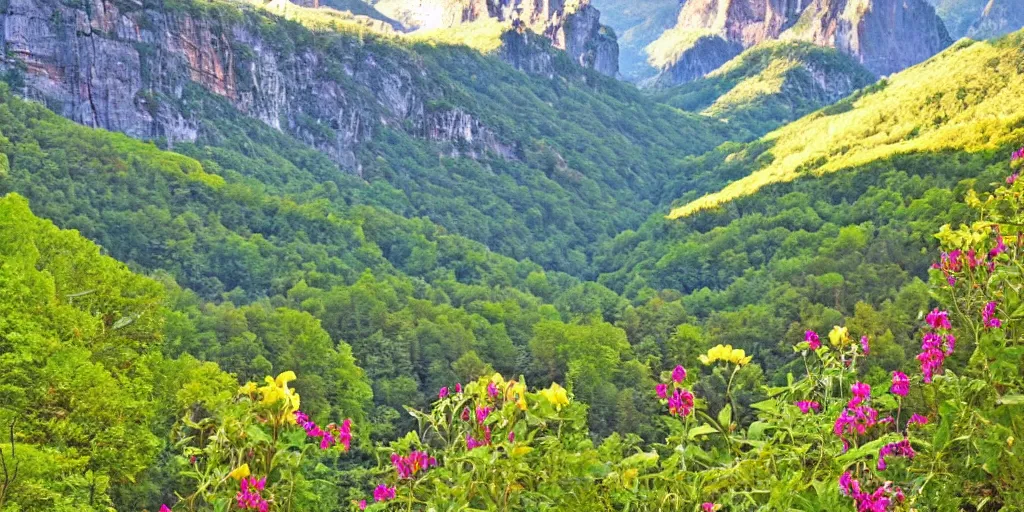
[650,0,952,86]
[968,0,1024,39]
[374,0,619,76]
[0,0,516,172]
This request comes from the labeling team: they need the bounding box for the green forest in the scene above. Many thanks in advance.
[0,0,1023,510]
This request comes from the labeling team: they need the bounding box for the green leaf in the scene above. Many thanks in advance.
[718,404,732,427]
[688,424,718,440]
[997,394,1024,405]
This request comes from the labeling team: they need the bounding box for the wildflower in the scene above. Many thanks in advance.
[438,386,449,399]
[699,344,752,366]
[236,477,269,511]
[877,438,915,470]
[461,407,471,422]
[228,463,251,480]
[391,451,436,479]
[455,383,462,394]
[487,381,500,400]
[1008,173,1019,185]
[466,426,492,449]
[907,414,929,428]
[926,309,951,330]
[849,382,871,407]
[804,330,821,350]
[890,372,909,397]
[860,335,870,355]
[160,506,172,512]
[828,326,851,347]
[1013,146,1024,161]
[295,410,352,451]
[359,500,367,510]
[983,301,1002,329]
[373,485,396,502]
[672,365,687,383]
[667,388,695,418]
[508,431,515,443]
[655,383,668,399]
[918,331,955,383]
[702,504,720,512]
[989,236,1007,260]
[540,382,569,409]
[505,380,528,410]
[475,406,492,425]
[839,471,855,496]
[795,400,820,414]
[258,371,301,424]
[338,419,352,451]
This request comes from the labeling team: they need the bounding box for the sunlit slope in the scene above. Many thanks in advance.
[669,33,1024,219]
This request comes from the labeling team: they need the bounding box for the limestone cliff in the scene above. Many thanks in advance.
[372,0,619,76]
[648,0,952,86]
[0,0,515,172]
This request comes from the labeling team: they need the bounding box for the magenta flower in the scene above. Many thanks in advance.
[702,503,716,512]
[918,331,955,383]
[475,406,492,425]
[890,372,909,397]
[877,438,915,470]
[236,477,269,511]
[487,381,499,399]
[461,407,471,422]
[860,335,870,355]
[1013,146,1024,161]
[295,410,353,451]
[655,383,668,399]
[1009,173,1020,185]
[839,471,855,496]
[983,301,1002,329]
[804,330,821,351]
[438,386,449,399]
[359,499,367,510]
[849,382,871,407]
[667,388,695,418]
[455,383,462,394]
[990,236,1007,261]
[795,400,820,414]
[508,431,515,443]
[926,309,952,330]
[672,365,687,383]
[373,484,396,502]
[907,413,929,428]
[160,506,172,512]
[391,451,436,479]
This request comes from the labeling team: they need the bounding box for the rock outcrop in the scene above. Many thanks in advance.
[968,0,1024,39]
[0,0,516,172]
[373,0,619,76]
[649,0,952,86]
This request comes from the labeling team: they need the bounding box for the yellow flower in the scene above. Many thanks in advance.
[539,382,569,410]
[829,326,851,347]
[505,380,528,411]
[227,463,251,480]
[238,381,258,396]
[699,344,752,366]
[258,371,301,424]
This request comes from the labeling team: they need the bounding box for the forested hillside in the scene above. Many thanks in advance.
[1,0,1024,510]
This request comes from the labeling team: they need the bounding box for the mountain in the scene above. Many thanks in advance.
[655,41,876,137]
[667,33,1024,218]
[367,0,619,75]
[647,0,952,86]
[926,0,1024,40]
[0,0,732,276]
[589,0,682,81]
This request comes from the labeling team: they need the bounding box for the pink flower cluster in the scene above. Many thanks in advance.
[983,301,1002,329]
[834,382,878,452]
[466,427,492,450]
[235,477,269,512]
[795,401,820,414]
[373,484,396,502]
[391,451,436,479]
[656,365,695,418]
[839,472,905,512]
[877,438,915,471]
[294,411,352,451]
[889,372,909,397]
[1013,146,1024,162]
[860,336,870,355]
[918,309,955,383]
[906,413,928,429]
[805,330,821,351]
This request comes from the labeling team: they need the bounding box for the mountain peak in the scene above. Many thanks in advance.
[648,0,952,86]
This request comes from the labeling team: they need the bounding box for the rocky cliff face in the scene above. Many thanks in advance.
[968,0,1024,39]
[649,0,952,86]
[373,0,619,76]
[0,0,515,172]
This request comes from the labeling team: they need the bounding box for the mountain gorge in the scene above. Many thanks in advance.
[646,0,952,86]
